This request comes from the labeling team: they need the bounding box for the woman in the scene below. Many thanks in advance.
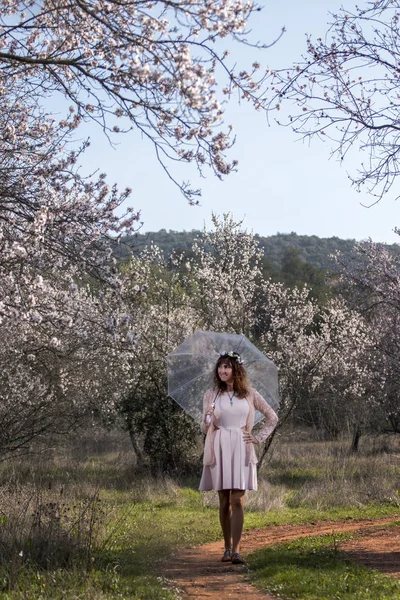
[199,351,278,564]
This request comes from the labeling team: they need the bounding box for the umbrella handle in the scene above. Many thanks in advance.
[205,400,216,425]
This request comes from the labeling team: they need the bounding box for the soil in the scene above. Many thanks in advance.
[160,517,400,599]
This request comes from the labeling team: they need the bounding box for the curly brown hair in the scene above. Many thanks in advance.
[213,356,250,398]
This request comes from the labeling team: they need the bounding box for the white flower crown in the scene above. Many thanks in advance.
[220,351,243,365]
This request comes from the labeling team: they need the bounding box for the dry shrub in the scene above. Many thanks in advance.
[0,480,105,592]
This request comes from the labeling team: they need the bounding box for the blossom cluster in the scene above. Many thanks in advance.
[0,0,272,202]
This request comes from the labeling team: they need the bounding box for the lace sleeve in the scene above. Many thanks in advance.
[253,390,278,443]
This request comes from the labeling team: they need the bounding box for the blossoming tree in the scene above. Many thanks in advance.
[254,280,373,459]
[119,214,378,466]
[335,241,400,436]
[1,0,280,202]
[264,0,400,202]
[117,245,200,471]
[0,0,282,455]
[188,213,265,334]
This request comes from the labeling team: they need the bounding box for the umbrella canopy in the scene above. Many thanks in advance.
[166,330,279,425]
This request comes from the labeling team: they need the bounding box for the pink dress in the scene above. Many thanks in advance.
[199,392,257,491]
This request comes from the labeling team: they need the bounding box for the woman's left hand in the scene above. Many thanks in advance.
[242,431,259,445]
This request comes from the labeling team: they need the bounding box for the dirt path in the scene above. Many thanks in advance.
[161,517,400,599]
[341,525,400,578]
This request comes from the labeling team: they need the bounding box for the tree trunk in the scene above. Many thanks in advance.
[351,426,361,453]
[126,418,144,465]
[256,395,298,471]
[257,428,277,471]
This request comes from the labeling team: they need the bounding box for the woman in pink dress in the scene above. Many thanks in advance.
[199,352,278,564]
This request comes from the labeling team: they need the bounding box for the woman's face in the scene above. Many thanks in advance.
[218,360,234,385]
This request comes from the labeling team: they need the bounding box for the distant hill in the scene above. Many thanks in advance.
[117,229,196,262]
[118,229,399,271]
[254,233,357,270]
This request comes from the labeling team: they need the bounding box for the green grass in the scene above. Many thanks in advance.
[247,530,400,600]
[244,502,400,530]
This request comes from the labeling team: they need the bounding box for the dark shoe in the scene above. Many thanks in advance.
[221,549,232,562]
[231,552,245,564]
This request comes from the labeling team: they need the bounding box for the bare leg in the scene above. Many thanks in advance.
[218,490,232,550]
[231,489,245,554]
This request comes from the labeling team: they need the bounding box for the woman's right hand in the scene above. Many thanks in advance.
[242,431,259,445]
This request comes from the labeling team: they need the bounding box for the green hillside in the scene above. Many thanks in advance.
[119,229,399,270]
[254,232,357,270]
[115,229,399,302]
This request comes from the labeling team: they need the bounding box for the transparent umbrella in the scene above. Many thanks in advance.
[166,330,279,425]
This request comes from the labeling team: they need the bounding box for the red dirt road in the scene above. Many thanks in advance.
[161,517,400,599]
[341,525,400,578]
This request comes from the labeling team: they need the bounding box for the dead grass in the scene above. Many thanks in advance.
[200,481,288,512]
[263,430,400,510]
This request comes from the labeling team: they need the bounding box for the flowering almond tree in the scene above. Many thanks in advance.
[335,241,400,434]
[0,77,141,454]
[188,212,265,333]
[116,213,385,465]
[0,0,281,454]
[185,214,371,455]
[1,0,279,202]
[255,281,373,458]
[116,216,267,468]
[265,1,400,202]
[186,214,370,449]
[117,245,199,471]
[0,87,140,454]
[0,278,138,456]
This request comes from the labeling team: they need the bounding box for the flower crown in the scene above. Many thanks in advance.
[220,351,243,365]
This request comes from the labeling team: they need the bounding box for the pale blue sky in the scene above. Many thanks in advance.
[79,0,400,244]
